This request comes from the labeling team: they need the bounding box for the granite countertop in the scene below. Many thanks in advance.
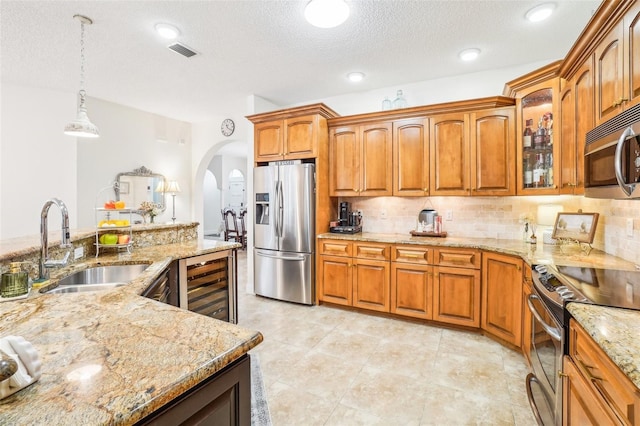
[317,232,638,270]
[567,303,640,390]
[0,239,263,425]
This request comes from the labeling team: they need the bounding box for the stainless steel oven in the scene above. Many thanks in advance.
[527,263,640,425]
[526,279,563,426]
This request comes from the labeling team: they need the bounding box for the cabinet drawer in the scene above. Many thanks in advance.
[392,245,433,264]
[354,242,390,260]
[569,320,640,425]
[319,240,352,257]
[435,248,480,269]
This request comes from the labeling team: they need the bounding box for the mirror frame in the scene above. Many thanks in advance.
[114,166,167,212]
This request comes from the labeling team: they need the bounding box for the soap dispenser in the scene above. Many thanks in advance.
[1,262,29,298]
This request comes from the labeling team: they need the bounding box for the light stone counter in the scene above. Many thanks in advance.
[0,239,263,425]
[318,232,638,270]
[567,303,640,390]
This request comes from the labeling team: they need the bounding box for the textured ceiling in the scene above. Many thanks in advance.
[1,0,601,123]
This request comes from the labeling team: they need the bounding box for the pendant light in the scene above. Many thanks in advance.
[64,14,99,138]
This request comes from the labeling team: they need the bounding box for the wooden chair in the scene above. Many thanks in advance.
[221,208,243,247]
[238,209,248,250]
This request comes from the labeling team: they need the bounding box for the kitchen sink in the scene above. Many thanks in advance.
[43,264,149,294]
[45,283,128,294]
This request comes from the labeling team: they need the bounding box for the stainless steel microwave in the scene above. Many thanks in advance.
[585,104,640,199]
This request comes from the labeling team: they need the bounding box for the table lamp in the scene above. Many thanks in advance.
[538,204,563,244]
[166,181,181,223]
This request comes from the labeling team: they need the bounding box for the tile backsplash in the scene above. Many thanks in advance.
[345,195,640,265]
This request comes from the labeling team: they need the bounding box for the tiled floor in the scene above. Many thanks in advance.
[234,250,537,425]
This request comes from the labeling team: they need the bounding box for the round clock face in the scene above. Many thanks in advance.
[221,118,235,137]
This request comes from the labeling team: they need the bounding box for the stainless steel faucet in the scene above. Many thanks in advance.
[39,198,72,280]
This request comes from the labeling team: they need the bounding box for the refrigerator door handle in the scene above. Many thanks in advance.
[274,180,281,237]
[277,179,284,237]
[256,250,306,261]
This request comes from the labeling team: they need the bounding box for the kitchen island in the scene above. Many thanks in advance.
[0,239,263,425]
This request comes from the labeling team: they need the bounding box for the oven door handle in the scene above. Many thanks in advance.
[614,126,635,197]
[527,294,562,342]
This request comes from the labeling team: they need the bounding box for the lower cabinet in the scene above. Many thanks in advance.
[433,265,481,327]
[137,354,251,425]
[565,319,640,425]
[390,245,434,319]
[481,252,523,347]
[433,247,482,327]
[522,267,533,366]
[563,356,617,425]
[318,254,352,306]
[318,239,390,311]
[353,258,390,312]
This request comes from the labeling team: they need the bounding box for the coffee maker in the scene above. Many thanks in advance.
[331,202,362,234]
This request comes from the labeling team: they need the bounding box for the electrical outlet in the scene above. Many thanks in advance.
[627,218,634,237]
[380,209,387,219]
[74,246,84,260]
[357,209,363,216]
[445,210,453,221]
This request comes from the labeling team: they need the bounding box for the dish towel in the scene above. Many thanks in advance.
[0,336,41,399]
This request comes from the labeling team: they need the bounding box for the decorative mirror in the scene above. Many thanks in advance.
[115,166,167,212]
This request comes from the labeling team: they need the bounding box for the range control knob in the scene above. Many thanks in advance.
[559,291,575,300]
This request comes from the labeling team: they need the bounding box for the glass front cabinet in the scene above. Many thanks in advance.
[506,62,562,195]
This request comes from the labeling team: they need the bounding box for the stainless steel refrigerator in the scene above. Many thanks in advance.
[254,163,315,305]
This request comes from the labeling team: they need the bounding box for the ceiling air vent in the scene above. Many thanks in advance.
[167,42,198,58]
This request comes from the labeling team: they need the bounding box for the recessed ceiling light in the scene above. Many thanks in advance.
[459,48,480,62]
[525,3,556,22]
[347,72,364,82]
[155,23,180,40]
[304,0,350,28]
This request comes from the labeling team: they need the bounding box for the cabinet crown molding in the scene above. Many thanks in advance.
[246,103,339,124]
[502,61,562,97]
[327,96,515,127]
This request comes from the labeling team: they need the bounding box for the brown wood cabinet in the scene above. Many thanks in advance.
[595,2,640,125]
[563,356,618,426]
[565,319,640,425]
[522,266,533,366]
[481,252,523,347]
[393,118,430,196]
[329,122,393,196]
[390,245,434,319]
[433,247,481,327]
[505,63,563,196]
[430,107,515,196]
[247,103,338,164]
[559,56,593,195]
[318,239,391,312]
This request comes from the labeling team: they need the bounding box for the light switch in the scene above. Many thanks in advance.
[627,218,634,237]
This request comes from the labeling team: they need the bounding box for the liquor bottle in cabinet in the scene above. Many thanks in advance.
[523,119,533,149]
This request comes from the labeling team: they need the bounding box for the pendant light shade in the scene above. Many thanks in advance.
[64,90,99,138]
[65,14,99,138]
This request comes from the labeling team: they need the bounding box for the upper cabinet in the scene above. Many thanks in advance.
[430,107,515,196]
[393,118,430,196]
[595,2,640,124]
[329,122,393,196]
[247,104,339,165]
[504,62,562,195]
[328,97,515,198]
[559,55,594,195]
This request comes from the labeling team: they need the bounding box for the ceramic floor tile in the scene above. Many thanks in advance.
[277,350,363,404]
[339,365,429,423]
[235,250,537,425]
[266,381,335,426]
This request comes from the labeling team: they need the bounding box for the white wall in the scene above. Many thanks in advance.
[203,169,221,235]
[1,84,78,239]
[296,60,552,115]
[76,98,191,227]
[0,84,192,239]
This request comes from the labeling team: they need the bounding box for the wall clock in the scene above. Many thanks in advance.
[221,118,235,137]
